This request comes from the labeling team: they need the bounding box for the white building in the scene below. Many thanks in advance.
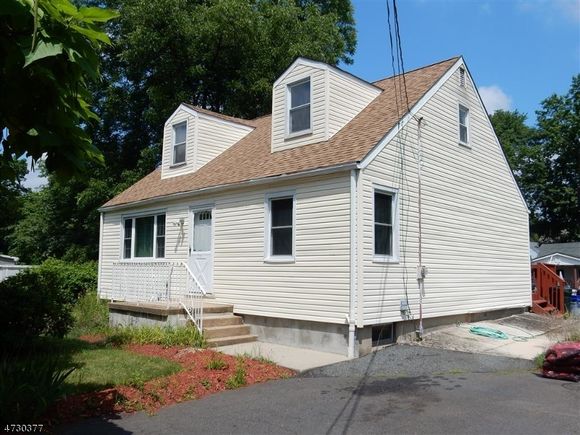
[98,56,530,357]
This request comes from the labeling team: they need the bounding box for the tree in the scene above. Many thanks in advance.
[0,0,118,181]
[0,158,27,254]
[491,76,580,242]
[534,75,580,242]
[490,110,545,232]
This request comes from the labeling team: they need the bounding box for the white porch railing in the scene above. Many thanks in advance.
[111,261,206,332]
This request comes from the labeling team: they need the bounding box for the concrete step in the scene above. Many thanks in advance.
[204,324,251,339]
[203,314,243,328]
[203,303,234,314]
[206,334,257,347]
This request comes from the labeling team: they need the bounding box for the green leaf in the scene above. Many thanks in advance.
[78,7,119,23]
[70,25,111,45]
[23,40,64,67]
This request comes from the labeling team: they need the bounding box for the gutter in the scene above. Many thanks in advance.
[99,162,358,212]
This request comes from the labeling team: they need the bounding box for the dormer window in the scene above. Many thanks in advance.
[172,122,187,165]
[288,78,311,135]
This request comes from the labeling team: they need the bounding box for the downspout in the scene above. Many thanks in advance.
[348,169,359,358]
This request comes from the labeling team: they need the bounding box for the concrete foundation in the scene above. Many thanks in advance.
[108,302,188,327]
[355,307,527,357]
[241,314,350,356]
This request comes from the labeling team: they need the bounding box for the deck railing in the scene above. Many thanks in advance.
[531,263,565,313]
[111,261,206,331]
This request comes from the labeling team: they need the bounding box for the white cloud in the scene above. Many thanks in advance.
[479,85,513,114]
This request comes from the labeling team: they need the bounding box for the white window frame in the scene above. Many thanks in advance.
[372,185,400,263]
[172,121,187,166]
[121,210,167,261]
[458,103,470,147]
[286,77,312,139]
[264,190,296,263]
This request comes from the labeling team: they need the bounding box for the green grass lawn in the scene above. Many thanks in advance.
[63,342,181,395]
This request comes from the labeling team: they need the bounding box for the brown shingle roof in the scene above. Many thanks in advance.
[182,104,258,128]
[103,57,458,208]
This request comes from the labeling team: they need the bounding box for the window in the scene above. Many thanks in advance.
[288,79,311,135]
[266,195,294,259]
[373,189,398,261]
[173,122,187,165]
[122,213,166,259]
[459,104,469,144]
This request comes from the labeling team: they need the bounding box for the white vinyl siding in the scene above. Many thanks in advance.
[161,106,253,179]
[99,173,351,324]
[271,60,381,153]
[272,64,326,152]
[327,69,381,138]
[360,66,530,325]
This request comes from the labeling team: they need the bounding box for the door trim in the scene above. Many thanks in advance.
[189,203,215,293]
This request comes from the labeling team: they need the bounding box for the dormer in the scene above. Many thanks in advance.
[161,104,254,179]
[271,58,382,153]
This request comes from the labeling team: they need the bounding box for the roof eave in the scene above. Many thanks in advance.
[99,162,358,213]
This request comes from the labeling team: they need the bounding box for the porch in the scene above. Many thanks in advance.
[107,261,256,346]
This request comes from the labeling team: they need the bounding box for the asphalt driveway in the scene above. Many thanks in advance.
[59,345,580,435]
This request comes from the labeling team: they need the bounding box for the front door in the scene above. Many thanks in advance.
[189,208,213,293]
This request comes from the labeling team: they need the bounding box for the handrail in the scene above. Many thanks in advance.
[180,261,207,296]
[532,263,565,313]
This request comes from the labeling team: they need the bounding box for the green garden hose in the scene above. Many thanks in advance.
[469,326,509,340]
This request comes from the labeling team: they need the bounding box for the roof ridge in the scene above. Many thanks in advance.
[372,55,461,85]
[181,103,256,127]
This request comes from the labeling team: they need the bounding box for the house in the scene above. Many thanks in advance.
[97,56,531,357]
[0,254,29,282]
[531,242,580,289]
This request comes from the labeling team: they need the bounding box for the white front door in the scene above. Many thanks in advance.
[189,208,213,293]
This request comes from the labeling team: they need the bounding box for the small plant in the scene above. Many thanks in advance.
[106,325,205,348]
[183,385,197,400]
[206,357,228,370]
[70,291,109,336]
[225,361,247,390]
[0,354,76,422]
[200,378,212,389]
[534,351,546,369]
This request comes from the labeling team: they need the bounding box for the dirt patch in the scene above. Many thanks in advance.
[47,345,294,426]
[78,334,107,344]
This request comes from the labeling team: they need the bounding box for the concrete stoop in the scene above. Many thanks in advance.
[201,303,257,347]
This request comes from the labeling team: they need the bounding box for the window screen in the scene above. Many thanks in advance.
[288,79,311,134]
[374,192,393,256]
[270,197,293,256]
[459,105,469,144]
[173,122,187,164]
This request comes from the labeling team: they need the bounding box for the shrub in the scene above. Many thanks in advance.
[0,354,75,423]
[70,291,109,336]
[106,325,205,348]
[0,259,98,342]
[0,268,75,340]
[38,259,98,299]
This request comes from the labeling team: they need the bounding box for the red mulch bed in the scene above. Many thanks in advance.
[46,343,294,426]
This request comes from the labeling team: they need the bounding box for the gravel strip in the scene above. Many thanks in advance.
[301,344,534,378]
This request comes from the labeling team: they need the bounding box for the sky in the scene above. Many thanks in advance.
[343,0,580,123]
[21,0,580,189]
